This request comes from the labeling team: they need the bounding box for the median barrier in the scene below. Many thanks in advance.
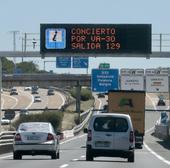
[0,131,15,154]
[154,124,169,140]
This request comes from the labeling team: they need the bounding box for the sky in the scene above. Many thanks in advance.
[0,0,170,74]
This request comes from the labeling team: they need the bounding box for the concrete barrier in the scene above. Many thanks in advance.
[0,143,13,154]
[154,124,169,140]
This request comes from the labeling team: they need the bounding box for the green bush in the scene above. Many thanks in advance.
[70,87,92,101]
[13,111,63,131]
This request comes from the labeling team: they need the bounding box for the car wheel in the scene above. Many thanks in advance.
[128,152,134,162]
[56,151,60,159]
[51,152,57,159]
[86,149,93,161]
[13,152,22,160]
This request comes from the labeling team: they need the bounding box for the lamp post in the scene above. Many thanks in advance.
[0,58,2,132]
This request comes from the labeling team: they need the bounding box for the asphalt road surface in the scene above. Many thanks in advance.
[0,92,170,168]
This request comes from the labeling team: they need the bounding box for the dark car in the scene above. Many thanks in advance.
[20,109,29,117]
[47,89,55,95]
[157,99,166,106]
[10,88,18,95]
[97,93,105,98]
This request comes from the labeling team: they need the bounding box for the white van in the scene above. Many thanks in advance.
[84,113,135,162]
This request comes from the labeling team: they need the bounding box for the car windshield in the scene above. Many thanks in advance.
[93,117,128,132]
[18,122,50,132]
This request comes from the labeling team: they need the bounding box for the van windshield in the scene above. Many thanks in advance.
[93,117,128,132]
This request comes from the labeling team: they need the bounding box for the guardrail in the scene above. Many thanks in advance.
[0,131,16,154]
[73,108,93,135]
[0,131,16,144]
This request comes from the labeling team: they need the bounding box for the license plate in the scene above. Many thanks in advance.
[27,135,40,140]
[95,141,110,147]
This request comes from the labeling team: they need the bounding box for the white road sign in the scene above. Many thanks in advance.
[120,76,144,91]
[121,68,144,76]
[146,76,169,92]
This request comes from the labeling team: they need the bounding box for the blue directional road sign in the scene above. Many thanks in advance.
[14,68,22,75]
[91,69,119,92]
[56,56,71,68]
[45,28,66,49]
[72,57,88,68]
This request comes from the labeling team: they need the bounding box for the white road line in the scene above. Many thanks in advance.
[18,90,34,109]
[56,92,65,109]
[59,164,69,168]
[72,158,78,161]
[60,134,85,145]
[1,98,4,109]
[145,126,154,134]
[144,143,170,165]
[0,154,13,159]
[2,94,18,108]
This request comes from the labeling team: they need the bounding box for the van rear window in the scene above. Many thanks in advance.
[93,117,128,132]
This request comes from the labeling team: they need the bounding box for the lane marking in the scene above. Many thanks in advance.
[0,154,12,159]
[59,164,69,168]
[144,143,170,165]
[18,90,34,109]
[145,126,154,134]
[56,92,65,109]
[60,134,85,145]
[2,94,18,109]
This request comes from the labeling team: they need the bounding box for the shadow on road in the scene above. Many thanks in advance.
[157,138,170,150]
[151,132,170,150]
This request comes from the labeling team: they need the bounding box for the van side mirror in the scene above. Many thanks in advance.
[84,128,88,133]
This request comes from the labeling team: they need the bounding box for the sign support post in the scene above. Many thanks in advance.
[0,58,2,132]
[76,80,81,124]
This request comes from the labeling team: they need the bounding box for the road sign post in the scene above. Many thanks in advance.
[0,58,2,132]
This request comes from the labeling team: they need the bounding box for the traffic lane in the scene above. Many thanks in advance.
[2,89,33,109]
[1,93,18,109]
[1,135,170,168]
[0,135,86,168]
[16,89,33,109]
[29,88,48,109]
[29,89,65,109]
[60,135,170,168]
[93,93,107,110]
[47,91,65,109]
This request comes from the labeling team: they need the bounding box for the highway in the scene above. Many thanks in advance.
[0,90,170,167]
[0,119,170,168]
[1,87,66,111]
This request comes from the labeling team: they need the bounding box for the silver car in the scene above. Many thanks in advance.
[13,122,60,160]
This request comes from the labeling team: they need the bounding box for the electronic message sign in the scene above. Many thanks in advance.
[40,24,151,54]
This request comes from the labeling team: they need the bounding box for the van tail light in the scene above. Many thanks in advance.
[87,130,92,141]
[47,133,54,141]
[15,133,22,141]
[129,131,134,143]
